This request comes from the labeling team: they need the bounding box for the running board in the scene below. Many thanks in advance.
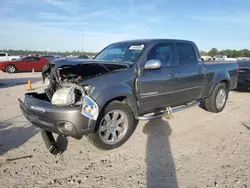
[135,101,200,120]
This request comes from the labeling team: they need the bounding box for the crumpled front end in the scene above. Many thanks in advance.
[19,91,98,155]
[19,92,96,136]
[20,61,129,154]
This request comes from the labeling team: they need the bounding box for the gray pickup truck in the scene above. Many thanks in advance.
[19,39,238,154]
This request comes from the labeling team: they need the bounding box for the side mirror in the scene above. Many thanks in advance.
[144,59,161,70]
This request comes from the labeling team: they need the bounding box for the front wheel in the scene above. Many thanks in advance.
[205,83,228,113]
[88,101,137,150]
[5,64,17,73]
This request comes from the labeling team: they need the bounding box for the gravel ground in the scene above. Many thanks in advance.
[0,71,249,188]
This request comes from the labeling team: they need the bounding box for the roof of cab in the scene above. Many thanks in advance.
[112,38,194,44]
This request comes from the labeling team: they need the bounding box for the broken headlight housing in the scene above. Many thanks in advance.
[51,85,84,106]
[83,85,95,95]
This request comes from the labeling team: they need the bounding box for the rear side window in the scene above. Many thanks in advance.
[147,43,175,67]
[0,53,6,57]
[176,43,197,66]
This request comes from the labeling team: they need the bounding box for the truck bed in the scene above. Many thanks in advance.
[202,60,238,97]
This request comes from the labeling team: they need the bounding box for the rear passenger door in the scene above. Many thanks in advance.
[174,42,205,103]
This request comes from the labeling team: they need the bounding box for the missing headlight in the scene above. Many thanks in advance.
[51,85,84,106]
[83,85,95,95]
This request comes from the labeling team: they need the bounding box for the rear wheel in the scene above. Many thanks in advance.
[88,101,137,150]
[205,83,228,113]
[5,65,17,73]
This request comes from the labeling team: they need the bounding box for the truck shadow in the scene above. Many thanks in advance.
[0,77,41,89]
[143,118,178,188]
[0,114,68,155]
[0,123,39,156]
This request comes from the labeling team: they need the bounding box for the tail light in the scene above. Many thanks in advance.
[238,67,247,72]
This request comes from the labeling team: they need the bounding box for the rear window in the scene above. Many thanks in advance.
[176,43,197,66]
[0,53,6,57]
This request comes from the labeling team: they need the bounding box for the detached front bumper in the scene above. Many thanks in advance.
[19,92,97,137]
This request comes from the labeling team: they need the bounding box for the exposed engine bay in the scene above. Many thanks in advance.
[42,61,129,106]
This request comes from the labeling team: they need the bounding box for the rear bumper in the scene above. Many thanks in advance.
[19,92,97,137]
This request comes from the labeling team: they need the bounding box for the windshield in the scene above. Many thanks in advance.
[94,42,146,64]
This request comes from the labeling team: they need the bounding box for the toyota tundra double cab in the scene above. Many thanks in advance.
[19,39,238,154]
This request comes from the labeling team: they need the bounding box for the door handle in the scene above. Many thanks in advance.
[168,73,178,77]
[168,73,175,77]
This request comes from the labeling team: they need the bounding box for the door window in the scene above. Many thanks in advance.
[176,43,197,66]
[147,43,175,67]
[26,57,40,62]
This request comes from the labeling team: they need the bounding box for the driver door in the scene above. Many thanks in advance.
[138,42,179,114]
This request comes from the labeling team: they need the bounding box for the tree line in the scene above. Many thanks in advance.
[200,48,250,58]
[1,48,250,58]
[0,49,98,57]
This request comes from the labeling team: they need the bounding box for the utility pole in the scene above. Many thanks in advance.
[81,33,84,57]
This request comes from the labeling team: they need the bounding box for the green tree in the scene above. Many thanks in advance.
[238,50,245,57]
[225,49,233,57]
[231,50,239,58]
[200,51,208,56]
[208,48,219,57]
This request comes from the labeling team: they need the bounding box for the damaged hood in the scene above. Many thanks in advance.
[48,58,131,68]
[42,58,131,84]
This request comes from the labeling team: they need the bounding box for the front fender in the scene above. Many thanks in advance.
[95,84,139,116]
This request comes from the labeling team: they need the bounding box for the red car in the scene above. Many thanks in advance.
[0,56,49,73]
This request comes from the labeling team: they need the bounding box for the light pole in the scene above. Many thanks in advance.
[81,33,84,56]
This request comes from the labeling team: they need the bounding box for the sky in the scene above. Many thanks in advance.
[0,0,250,52]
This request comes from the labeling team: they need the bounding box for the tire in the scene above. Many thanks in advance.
[205,83,228,113]
[5,64,17,73]
[88,101,137,150]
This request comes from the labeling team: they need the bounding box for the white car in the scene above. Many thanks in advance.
[0,52,20,62]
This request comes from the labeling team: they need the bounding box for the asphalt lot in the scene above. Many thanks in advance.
[0,71,249,188]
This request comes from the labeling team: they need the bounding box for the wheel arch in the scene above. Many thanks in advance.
[95,85,139,118]
[97,94,139,117]
[219,80,230,91]
[5,64,17,73]
[207,71,231,97]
